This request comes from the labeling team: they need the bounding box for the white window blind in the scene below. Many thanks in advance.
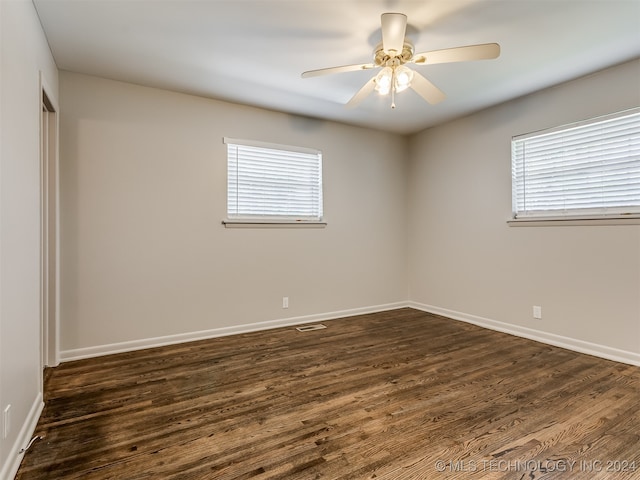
[225,138,323,221]
[511,108,640,219]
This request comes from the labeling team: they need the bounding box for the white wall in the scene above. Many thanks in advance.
[408,60,640,363]
[0,1,58,479]
[58,72,408,357]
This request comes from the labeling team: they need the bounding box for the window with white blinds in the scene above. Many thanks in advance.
[225,138,323,221]
[511,108,640,219]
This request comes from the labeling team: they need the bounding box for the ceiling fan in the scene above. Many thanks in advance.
[302,13,500,109]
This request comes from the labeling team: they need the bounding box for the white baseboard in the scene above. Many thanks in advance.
[60,301,640,367]
[0,394,44,480]
[408,301,640,367]
[60,302,408,362]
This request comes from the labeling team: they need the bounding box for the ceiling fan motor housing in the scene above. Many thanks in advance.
[374,41,415,67]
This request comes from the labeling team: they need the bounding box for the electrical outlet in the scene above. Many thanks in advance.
[533,305,542,319]
[3,405,10,439]
[282,296,289,309]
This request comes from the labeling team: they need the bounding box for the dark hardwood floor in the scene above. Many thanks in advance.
[16,308,640,479]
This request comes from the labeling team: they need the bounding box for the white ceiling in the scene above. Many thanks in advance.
[33,0,640,135]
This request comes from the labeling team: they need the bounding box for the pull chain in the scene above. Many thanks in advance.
[391,67,396,109]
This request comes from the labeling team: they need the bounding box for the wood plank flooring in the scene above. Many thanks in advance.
[16,308,640,479]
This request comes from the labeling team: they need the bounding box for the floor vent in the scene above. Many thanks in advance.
[296,324,327,332]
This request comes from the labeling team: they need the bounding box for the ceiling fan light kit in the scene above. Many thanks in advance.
[302,12,500,110]
[374,64,414,109]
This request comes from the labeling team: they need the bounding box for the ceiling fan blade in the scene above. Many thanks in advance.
[381,13,407,56]
[410,72,446,104]
[346,77,376,108]
[302,63,376,78]
[412,43,500,65]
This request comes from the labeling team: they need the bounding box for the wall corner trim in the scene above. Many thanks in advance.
[408,302,640,367]
[0,394,44,480]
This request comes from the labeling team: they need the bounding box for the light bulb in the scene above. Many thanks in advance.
[394,66,414,93]
[374,67,393,95]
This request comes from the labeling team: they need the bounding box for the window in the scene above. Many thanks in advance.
[511,108,640,221]
[224,138,323,224]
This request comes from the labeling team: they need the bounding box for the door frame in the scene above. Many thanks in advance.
[40,73,60,371]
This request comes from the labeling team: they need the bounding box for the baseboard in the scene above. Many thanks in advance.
[408,301,640,367]
[0,393,44,480]
[60,301,640,367]
[60,302,408,362]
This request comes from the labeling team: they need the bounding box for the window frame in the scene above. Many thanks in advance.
[509,108,640,226]
[223,137,326,228]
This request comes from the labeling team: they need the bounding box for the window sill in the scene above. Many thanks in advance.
[222,219,327,228]
[507,215,640,227]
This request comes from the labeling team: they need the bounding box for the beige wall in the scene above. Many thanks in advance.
[0,0,59,478]
[59,72,408,355]
[408,60,640,357]
[59,61,640,363]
